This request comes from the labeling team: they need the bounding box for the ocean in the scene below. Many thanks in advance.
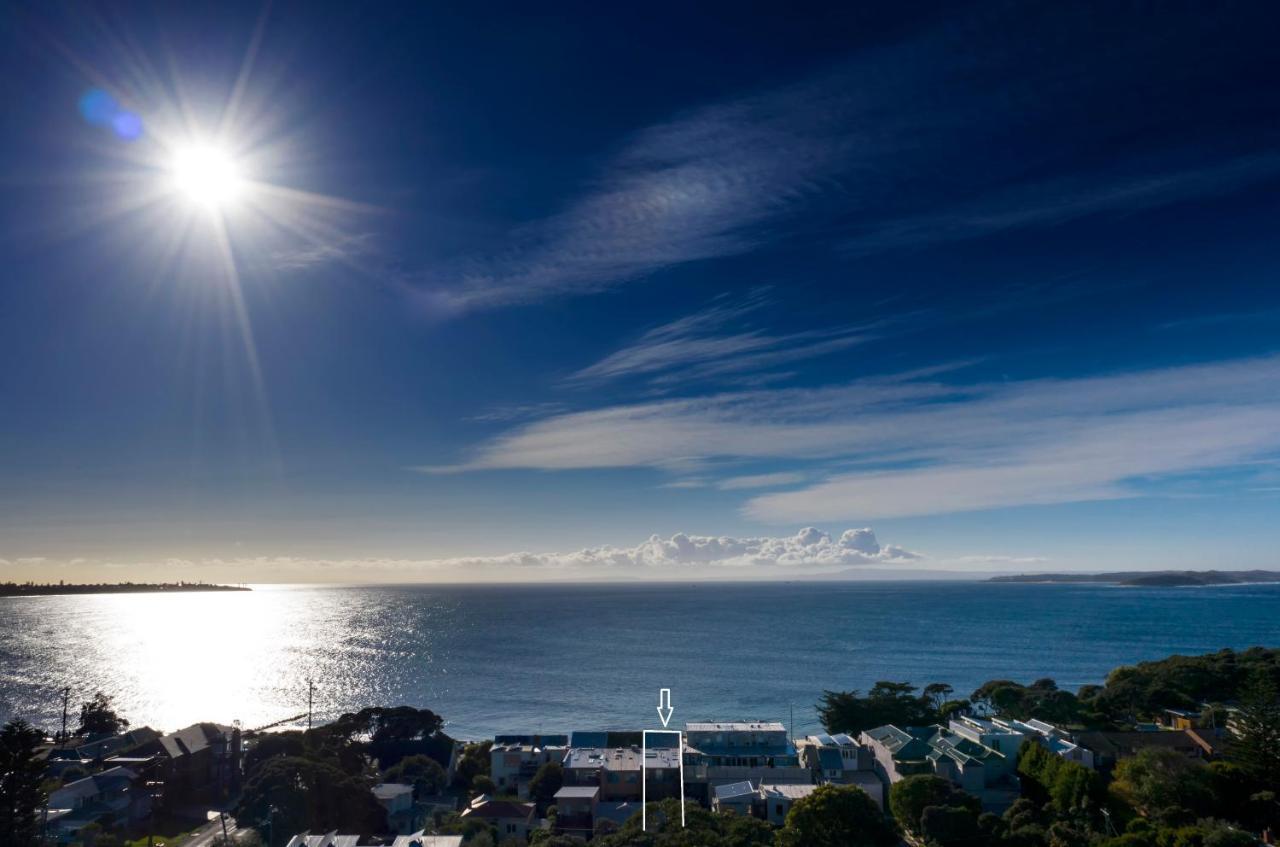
[2,581,1277,739]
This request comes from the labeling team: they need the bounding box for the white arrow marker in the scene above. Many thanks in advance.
[656,688,674,727]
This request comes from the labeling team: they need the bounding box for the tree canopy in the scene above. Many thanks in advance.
[382,754,446,798]
[235,756,387,846]
[776,784,898,847]
[817,681,937,735]
[0,719,47,847]
[76,692,129,737]
[888,774,980,835]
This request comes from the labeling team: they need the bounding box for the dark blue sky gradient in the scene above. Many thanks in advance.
[1,1,1279,579]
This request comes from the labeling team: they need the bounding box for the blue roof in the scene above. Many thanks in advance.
[569,731,609,747]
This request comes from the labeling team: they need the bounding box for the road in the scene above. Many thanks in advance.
[181,815,239,847]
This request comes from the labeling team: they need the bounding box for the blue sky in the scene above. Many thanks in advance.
[2,1,1279,581]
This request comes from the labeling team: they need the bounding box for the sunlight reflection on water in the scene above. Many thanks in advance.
[2,582,1278,740]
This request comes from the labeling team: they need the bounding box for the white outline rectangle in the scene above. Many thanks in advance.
[641,729,685,830]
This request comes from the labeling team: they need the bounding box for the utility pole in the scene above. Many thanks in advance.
[60,687,71,741]
[307,678,314,730]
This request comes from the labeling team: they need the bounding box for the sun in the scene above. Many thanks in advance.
[170,143,243,209]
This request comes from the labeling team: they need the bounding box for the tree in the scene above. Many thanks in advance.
[528,762,563,809]
[382,754,446,798]
[920,804,981,847]
[776,784,898,847]
[235,756,386,846]
[924,683,955,712]
[1228,673,1280,791]
[0,719,46,847]
[452,741,493,790]
[889,775,978,834]
[76,693,129,737]
[970,679,1081,724]
[471,775,497,797]
[817,681,936,735]
[1112,748,1216,816]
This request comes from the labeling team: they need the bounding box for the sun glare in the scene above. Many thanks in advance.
[170,143,243,209]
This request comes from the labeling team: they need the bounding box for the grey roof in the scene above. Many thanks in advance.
[926,727,1001,766]
[48,766,139,807]
[554,786,600,799]
[493,734,568,746]
[686,721,785,732]
[283,834,361,847]
[759,783,818,801]
[564,745,679,771]
[714,781,757,801]
[390,834,463,847]
[372,783,414,801]
[158,723,233,759]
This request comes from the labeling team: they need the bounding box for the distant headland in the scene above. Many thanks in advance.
[0,581,251,597]
[989,569,1280,587]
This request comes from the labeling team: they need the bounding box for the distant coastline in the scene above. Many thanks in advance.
[0,581,251,598]
[988,569,1280,587]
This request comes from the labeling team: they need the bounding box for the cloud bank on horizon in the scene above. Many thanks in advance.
[3,528,934,582]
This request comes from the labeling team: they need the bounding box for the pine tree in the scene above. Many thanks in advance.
[0,719,47,847]
[1229,673,1280,791]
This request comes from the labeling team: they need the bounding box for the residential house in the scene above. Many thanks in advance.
[796,733,884,808]
[682,722,810,804]
[552,786,598,840]
[458,796,536,843]
[759,783,819,826]
[988,718,1095,769]
[861,724,1016,812]
[371,783,418,834]
[76,728,162,762]
[1162,709,1204,730]
[1073,730,1214,774]
[46,767,151,843]
[490,739,568,799]
[562,745,681,802]
[135,723,241,802]
[860,725,935,783]
[711,781,757,816]
[37,729,162,778]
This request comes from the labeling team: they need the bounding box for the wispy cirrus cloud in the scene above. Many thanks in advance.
[567,290,875,388]
[717,472,809,491]
[426,355,1280,521]
[842,153,1280,255]
[405,8,1280,313]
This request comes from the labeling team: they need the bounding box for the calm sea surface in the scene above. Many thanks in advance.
[2,581,1277,739]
